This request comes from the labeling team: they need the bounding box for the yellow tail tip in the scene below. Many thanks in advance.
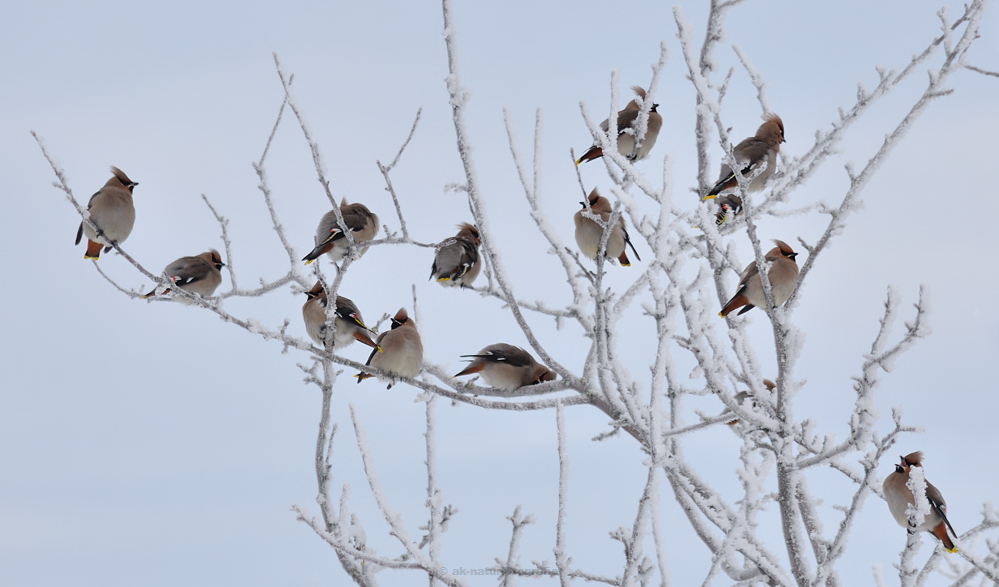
[620,262,631,267]
[702,194,717,201]
[718,311,726,318]
[376,346,383,353]
[304,259,314,265]
[436,276,450,282]
[947,547,957,554]
[574,158,582,166]
[84,255,99,261]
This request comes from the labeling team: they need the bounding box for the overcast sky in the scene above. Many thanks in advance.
[2,0,998,585]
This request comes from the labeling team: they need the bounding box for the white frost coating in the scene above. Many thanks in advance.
[553,402,570,587]
[31,0,999,585]
[905,464,931,530]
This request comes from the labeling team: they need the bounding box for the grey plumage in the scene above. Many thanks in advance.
[576,86,663,165]
[453,344,556,391]
[713,194,743,227]
[430,223,481,287]
[142,249,225,301]
[719,240,799,317]
[302,198,379,264]
[75,166,138,260]
[705,113,785,200]
[883,451,957,552]
[356,308,423,388]
[573,188,640,266]
[301,282,378,350]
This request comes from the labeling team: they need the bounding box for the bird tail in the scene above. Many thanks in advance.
[140,287,172,299]
[575,147,603,166]
[719,294,749,318]
[453,362,485,378]
[353,330,380,351]
[302,243,331,265]
[931,522,957,553]
[705,175,736,199]
[84,240,103,260]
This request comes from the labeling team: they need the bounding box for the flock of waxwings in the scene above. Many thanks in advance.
[72,86,958,553]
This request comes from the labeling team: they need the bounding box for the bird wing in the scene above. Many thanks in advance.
[167,257,212,286]
[616,109,640,133]
[926,482,957,537]
[462,345,533,368]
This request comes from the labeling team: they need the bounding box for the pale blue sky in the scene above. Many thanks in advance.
[2,1,997,585]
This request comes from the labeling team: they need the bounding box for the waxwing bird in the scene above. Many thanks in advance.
[141,249,225,301]
[725,379,773,426]
[356,308,423,389]
[883,451,958,553]
[75,166,138,260]
[713,194,743,227]
[430,223,481,287]
[302,198,379,264]
[301,282,379,350]
[453,344,556,391]
[719,240,799,317]
[573,188,641,266]
[576,86,662,165]
[704,114,784,200]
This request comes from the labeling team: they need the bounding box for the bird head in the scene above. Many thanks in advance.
[208,249,226,270]
[110,166,139,192]
[305,281,326,300]
[457,222,480,245]
[390,308,409,329]
[773,239,798,262]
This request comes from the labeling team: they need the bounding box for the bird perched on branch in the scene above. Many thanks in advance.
[75,166,138,260]
[719,240,798,317]
[141,250,225,301]
[712,194,744,227]
[302,198,379,264]
[704,114,784,225]
[453,344,556,391]
[883,451,958,553]
[301,281,379,350]
[576,86,662,165]
[724,379,773,426]
[574,189,640,267]
[430,223,481,287]
[356,308,423,389]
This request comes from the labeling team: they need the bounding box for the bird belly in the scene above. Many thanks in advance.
[479,364,523,391]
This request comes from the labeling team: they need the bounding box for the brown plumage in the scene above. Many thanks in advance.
[705,114,785,199]
[453,344,556,391]
[301,281,379,350]
[430,223,481,287]
[75,166,138,260]
[719,240,799,317]
[573,188,640,266]
[883,451,957,553]
[355,308,423,389]
[141,249,225,301]
[302,198,379,264]
[725,379,774,426]
[576,86,663,165]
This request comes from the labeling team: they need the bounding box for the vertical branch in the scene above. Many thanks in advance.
[424,395,442,586]
[498,507,535,587]
[553,401,571,586]
[377,108,422,241]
